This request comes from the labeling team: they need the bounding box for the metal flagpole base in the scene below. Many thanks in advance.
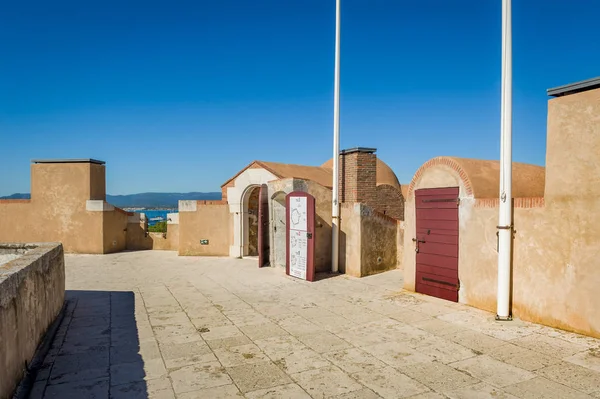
[495,314,513,321]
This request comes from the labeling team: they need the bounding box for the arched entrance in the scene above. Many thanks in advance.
[242,185,260,257]
[240,184,270,266]
[225,166,278,259]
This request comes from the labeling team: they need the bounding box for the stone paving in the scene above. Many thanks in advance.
[29,251,600,398]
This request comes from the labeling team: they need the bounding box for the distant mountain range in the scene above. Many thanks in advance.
[0,192,222,208]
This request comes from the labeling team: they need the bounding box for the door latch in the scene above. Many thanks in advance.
[306,232,313,239]
[412,238,425,253]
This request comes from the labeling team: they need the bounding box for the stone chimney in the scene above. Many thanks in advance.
[339,147,377,207]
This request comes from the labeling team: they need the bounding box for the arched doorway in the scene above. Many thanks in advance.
[243,185,260,257]
[241,184,270,265]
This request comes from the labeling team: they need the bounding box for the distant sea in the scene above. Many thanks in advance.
[132,209,177,226]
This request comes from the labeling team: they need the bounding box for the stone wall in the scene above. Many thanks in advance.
[375,184,405,220]
[340,203,400,277]
[0,243,65,398]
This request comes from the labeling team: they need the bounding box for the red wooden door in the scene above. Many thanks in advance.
[285,192,316,282]
[414,187,459,302]
[258,185,270,267]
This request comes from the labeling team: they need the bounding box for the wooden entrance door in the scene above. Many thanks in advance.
[258,184,270,267]
[414,187,459,302]
[285,191,316,282]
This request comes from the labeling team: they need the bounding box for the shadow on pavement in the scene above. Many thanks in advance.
[29,290,148,399]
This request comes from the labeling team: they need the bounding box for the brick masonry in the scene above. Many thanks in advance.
[339,151,377,207]
[339,150,405,221]
[376,184,405,220]
[474,197,545,208]
[407,157,474,200]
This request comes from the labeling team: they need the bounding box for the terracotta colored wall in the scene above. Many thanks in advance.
[340,203,399,277]
[179,203,231,256]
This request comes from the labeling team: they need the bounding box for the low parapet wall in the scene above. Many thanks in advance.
[0,243,65,399]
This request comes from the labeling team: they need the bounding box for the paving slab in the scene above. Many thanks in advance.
[535,361,600,394]
[352,366,430,398]
[503,376,593,399]
[291,365,363,398]
[324,347,387,374]
[110,378,175,399]
[486,343,561,371]
[398,361,480,392]
[226,360,292,393]
[245,383,312,399]
[30,252,600,399]
[43,378,109,399]
[169,362,232,394]
[450,355,536,388]
[176,384,243,398]
[444,382,519,399]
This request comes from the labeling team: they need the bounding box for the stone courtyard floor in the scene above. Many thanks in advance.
[30,251,600,399]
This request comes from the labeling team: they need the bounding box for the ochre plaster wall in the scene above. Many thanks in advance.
[0,163,107,253]
[340,204,361,276]
[179,203,231,256]
[103,209,128,253]
[405,89,600,338]
[545,88,600,199]
[0,162,136,254]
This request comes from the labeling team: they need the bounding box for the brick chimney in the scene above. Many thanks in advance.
[339,147,377,207]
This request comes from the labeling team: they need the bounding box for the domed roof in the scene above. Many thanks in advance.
[321,158,401,191]
[406,156,545,199]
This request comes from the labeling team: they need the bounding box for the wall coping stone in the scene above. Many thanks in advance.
[0,243,63,308]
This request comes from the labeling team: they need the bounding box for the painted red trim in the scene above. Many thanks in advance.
[285,191,316,282]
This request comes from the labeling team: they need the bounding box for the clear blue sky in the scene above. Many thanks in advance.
[1,1,598,196]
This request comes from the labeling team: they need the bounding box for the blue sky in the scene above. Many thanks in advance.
[1,0,598,196]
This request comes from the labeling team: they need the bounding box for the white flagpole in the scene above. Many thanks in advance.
[331,0,341,273]
[497,0,513,320]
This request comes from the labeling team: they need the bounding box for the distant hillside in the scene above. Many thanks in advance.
[0,192,221,208]
[106,192,221,208]
[0,193,30,200]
